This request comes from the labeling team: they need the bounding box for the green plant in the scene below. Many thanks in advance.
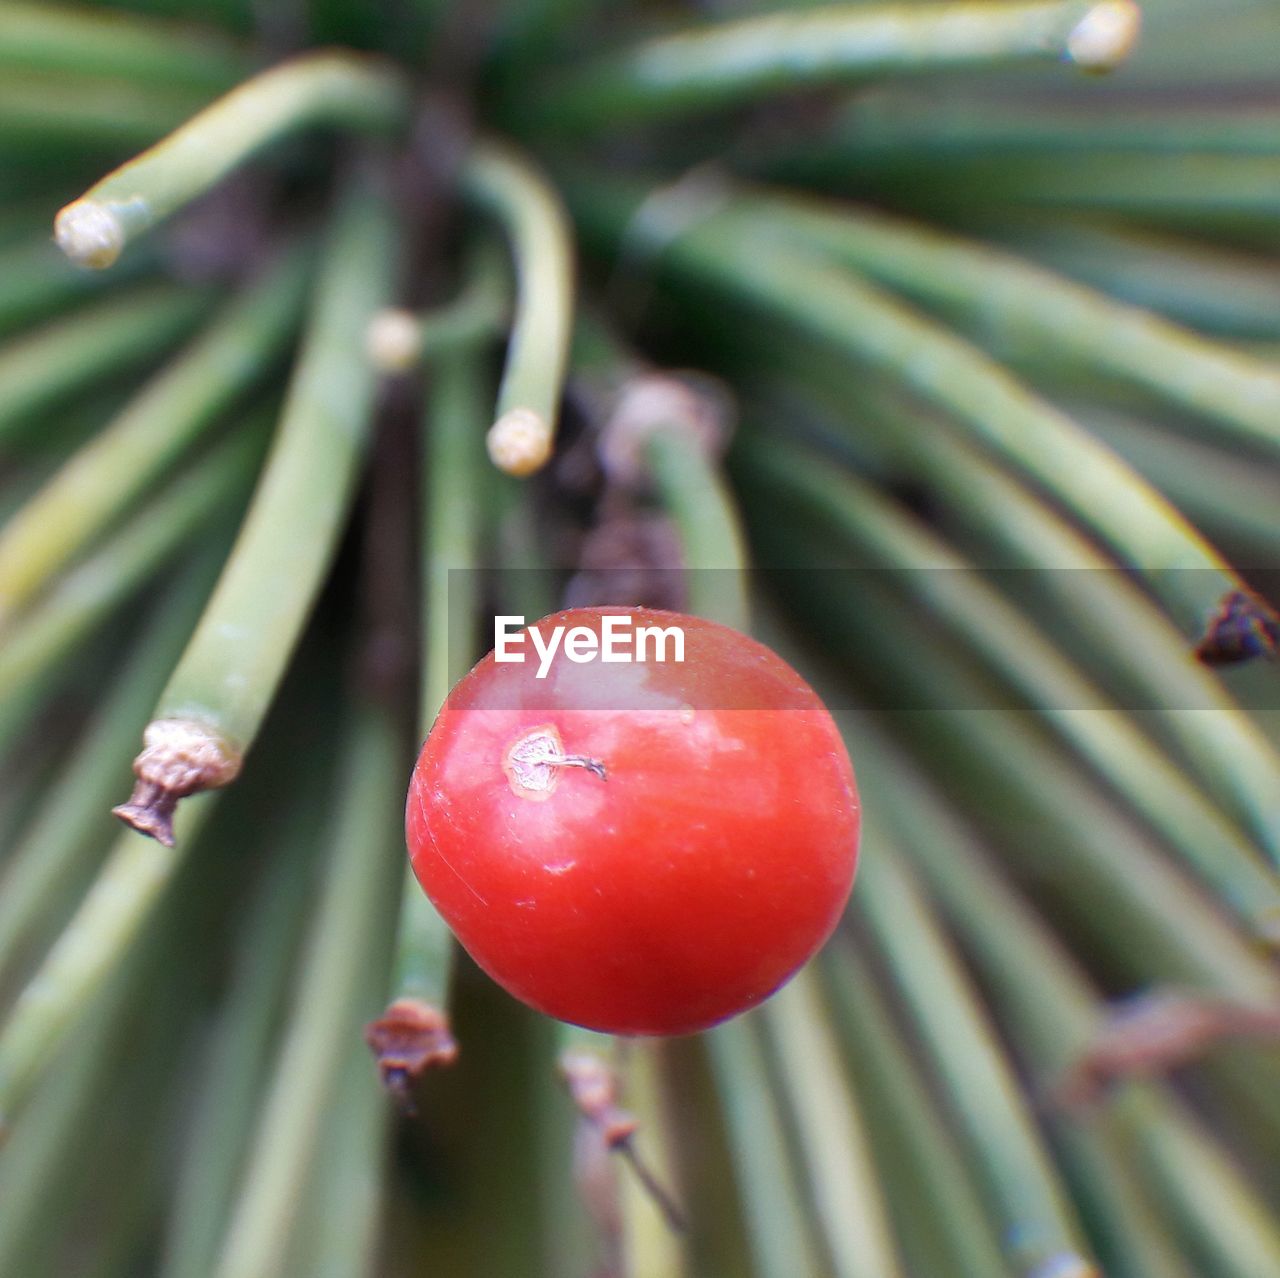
[0,1,1278,1274]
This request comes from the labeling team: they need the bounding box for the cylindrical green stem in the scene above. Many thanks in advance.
[367,349,489,1095]
[0,233,158,338]
[742,437,1280,934]
[759,969,903,1278]
[644,425,749,632]
[704,1019,826,1278]
[0,2,247,92]
[212,705,404,1278]
[0,71,205,147]
[0,245,312,625]
[365,240,509,375]
[846,712,1280,1277]
[0,792,218,1138]
[754,192,1280,459]
[113,180,396,847]
[0,566,213,991]
[569,177,1258,641]
[819,948,1011,1278]
[0,285,212,444]
[789,562,1280,1001]
[854,830,1096,1274]
[461,140,574,477]
[0,425,261,705]
[159,794,319,1278]
[53,51,409,267]
[532,1,1137,128]
[796,377,1280,863]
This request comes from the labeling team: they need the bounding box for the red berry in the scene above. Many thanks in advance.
[406,607,859,1036]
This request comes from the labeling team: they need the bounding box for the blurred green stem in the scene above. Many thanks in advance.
[853,827,1095,1273]
[0,425,261,705]
[369,349,488,1094]
[532,0,1136,129]
[818,947,1011,1278]
[0,566,214,992]
[0,2,246,91]
[0,245,311,625]
[0,285,211,445]
[741,436,1280,934]
[568,176,1254,640]
[461,140,574,476]
[54,51,409,267]
[760,969,903,1278]
[754,192,1280,459]
[115,181,395,846]
[212,705,404,1278]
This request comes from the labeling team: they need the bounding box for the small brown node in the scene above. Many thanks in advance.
[1195,589,1280,666]
[112,719,241,846]
[364,998,458,1111]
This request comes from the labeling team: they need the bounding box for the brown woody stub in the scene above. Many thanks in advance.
[364,998,458,1107]
[112,718,242,847]
[1195,589,1280,666]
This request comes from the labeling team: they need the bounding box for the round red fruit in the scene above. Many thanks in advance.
[406,607,859,1036]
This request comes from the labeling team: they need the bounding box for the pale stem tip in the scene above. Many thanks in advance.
[1067,0,1142,72]
[365,307,423,373]
[487,407,553,476]
[53,199,126,270]
[1027,1256,1101,1278]
[112,718,241,845]
[598,372,732,488]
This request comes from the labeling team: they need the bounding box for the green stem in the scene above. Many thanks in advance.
[211,705,405,1278]
[461,140,574,476]
[368,349,489,1095]
[1082,405,1280,558]
[752,192,1280,459]
[0,232,158,338]
[818,948,1011,1278]
[0,792,218,1138]
[991,218,1280,340]
[0,857,179,1273]
[759,969,903,1278]
[54,51,410,267]
[0,565,213,992]
[158,796,318,1278]
[786,561,1280,1001]
[704,1020,826,1278]
[0,424,261,705]
[741,437,1280,935]
[0,2,247,91]
[791,376,1280,863]
[0,284,212,445]
[845,713,1280,1277]
[114,181,396,847]
[0,244,312,625]
[644,427,749,632]
[915,154,1280,224]
[532,0,1137,129]
[568,178,1256,641]
[853,830,1095,1274]
[0,72,207,147]
[617,1041,686,1278]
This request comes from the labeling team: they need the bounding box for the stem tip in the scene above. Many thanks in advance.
[1066,0,1141,72]
[365,307,423,373]
[487,407,553,476]
[54,199,126,269]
